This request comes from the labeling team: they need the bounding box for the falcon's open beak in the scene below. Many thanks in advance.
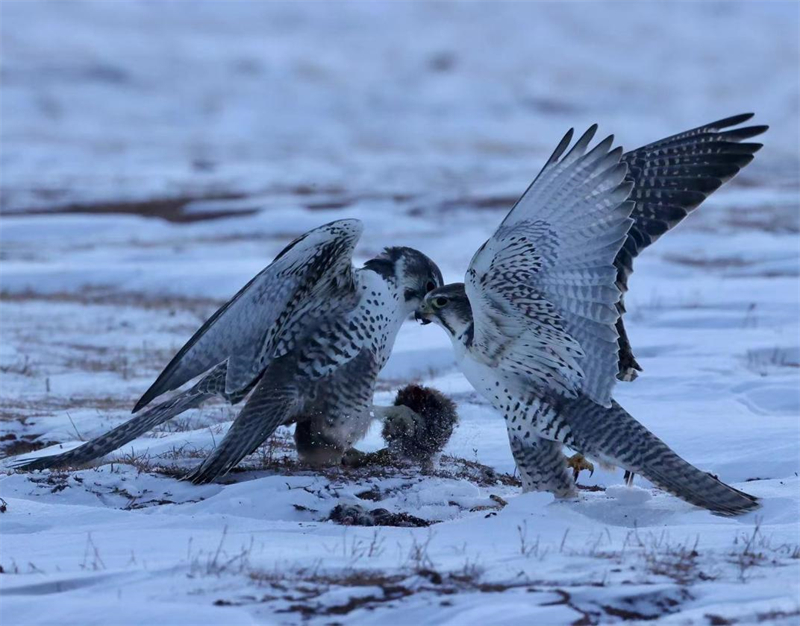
[414,310,432,325]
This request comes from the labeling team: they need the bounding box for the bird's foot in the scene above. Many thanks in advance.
[566,453,594,482]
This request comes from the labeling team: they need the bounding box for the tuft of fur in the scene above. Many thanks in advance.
[382,384,458,464]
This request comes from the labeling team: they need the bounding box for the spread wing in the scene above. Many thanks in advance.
[465,127,634,407]
[614,113,767,379]
[133,219,363,412]
[616,112,766,295]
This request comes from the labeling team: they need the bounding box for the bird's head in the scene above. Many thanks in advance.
[364,247,443,312]
[416,283,474,342]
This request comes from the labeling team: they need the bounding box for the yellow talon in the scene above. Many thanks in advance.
[566,453,594,482]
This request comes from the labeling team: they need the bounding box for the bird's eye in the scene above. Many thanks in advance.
[425,281,436,293]
[433,296,449,308]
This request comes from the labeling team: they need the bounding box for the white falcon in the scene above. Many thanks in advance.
[416,116,765,515]
[14,219,443,483]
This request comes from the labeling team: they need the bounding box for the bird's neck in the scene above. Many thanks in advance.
[443,319,474,363]
[355,266,411,323]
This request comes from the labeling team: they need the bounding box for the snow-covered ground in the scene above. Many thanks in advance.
[1,2,799,624]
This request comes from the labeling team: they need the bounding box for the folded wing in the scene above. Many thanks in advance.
[466,127,634,407]
[133,219,363,412]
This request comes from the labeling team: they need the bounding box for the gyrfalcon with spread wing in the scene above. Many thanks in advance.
[416,116,765,515]
[13,219,443,483]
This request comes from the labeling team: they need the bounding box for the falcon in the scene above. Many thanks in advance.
[416,115,765,515]
[13,219,443,483]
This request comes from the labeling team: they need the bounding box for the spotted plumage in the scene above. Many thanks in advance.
[12,219,443,483]
[417,117,764,515]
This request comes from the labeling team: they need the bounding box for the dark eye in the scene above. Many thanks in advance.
[425,281,436,293]
[433,296,449,308]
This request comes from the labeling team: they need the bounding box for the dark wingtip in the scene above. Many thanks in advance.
[580,124,600,145]
[713,112,755,128]
[540,127,575,171]
[132,392,153,414]
[747,124,769,135]
[721,126,769,143]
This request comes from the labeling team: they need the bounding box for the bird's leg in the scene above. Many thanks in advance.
[506,430,577,499]
[623,470,635,486]
[294,419,348,468]
[565,453,595,482]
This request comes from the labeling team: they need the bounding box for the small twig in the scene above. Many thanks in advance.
[66,412,84,441]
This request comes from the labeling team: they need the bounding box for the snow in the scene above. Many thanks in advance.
[1,1,799,624]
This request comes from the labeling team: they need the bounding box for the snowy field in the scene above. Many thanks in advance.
[1,2,799,624]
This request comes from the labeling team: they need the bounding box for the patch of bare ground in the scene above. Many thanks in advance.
[218,556,694,623]
[439,194,520,212]
[436,454,520,487]
[663,254,754,270]
[704,609,800,625]
[0,193,255,224]
[1,186,427,227]
[151,447,520,491]
[0,289,222,313]
[0,434,61,457]
[693,202,800,235]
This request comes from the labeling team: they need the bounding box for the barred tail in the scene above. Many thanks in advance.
[10,364,229,472]
[566,399,759,516]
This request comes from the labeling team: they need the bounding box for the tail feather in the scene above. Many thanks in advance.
[10,364,229,472]
[186,378,297,484]
[565,398,759,516]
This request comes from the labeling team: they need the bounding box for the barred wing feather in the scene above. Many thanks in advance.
[466,128,634,407]
[617,112,767,297]
[133,219,363,412]
[613,113,767,380]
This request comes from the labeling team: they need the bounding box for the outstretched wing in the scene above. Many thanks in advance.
[465,127,634,407]
[617,112,767,295]
[614,113,767,379]
[133,219,363,412]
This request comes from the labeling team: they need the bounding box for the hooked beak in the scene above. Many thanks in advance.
[414,301,431,326]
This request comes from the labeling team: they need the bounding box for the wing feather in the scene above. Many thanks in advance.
[466,128,634,407]
[133,219,363,412]
[617,113,767,291]
[614,113,767,379]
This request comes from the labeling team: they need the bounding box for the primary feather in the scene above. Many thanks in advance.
[614,113,768,379]
[466,127,634,407]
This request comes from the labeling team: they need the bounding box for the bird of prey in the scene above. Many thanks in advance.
[13,219,443,483]
[416,115,765,515]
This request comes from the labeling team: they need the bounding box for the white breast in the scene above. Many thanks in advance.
[351,269,408,369]
[454,342,504,405]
